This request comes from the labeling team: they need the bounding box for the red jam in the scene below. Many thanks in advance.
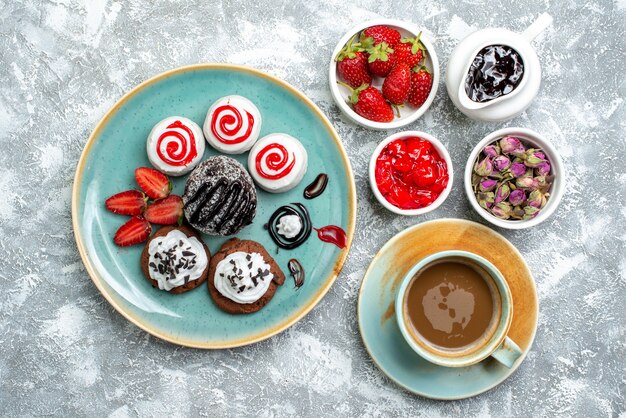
[375,137,449,210]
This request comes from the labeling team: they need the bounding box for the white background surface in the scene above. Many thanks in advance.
[0,0,624,416]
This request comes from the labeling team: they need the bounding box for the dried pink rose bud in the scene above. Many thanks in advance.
[510,162,526,178]
[479,178,498,192]
[493,155,511,172]
[534,176,550,191]
[524,149,548,168]
[474,157,494,177]
[508,189,526,206]
[527,190,546,208]
[516,176,538,189]
[483,144,501,158]
[494,182,511,204]
[522,205,540,220]
[535,161,551,176]
[499,136,526,156]
[491,201,512,219]
[477,192,495,209]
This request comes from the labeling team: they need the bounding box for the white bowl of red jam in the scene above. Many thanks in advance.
[369,131,453,215]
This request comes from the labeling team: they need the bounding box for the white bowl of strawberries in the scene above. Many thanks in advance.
[329,19,439,130]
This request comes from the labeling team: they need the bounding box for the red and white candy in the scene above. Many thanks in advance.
[147,116,205,176]
[203,95,262,154]
[247,133,308,193]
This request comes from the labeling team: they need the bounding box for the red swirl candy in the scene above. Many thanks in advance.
[255,143,295,180]
[156,120,197,167]
[375,137,449,210]
[210,105,254,144]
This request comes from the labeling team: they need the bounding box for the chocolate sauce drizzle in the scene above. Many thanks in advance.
[304,173,328,199]
[186,178,256,235]
[267,203,312,249]
[288,259,305,289]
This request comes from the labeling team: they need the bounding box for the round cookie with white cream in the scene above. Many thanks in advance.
[147,116,205,176]
[203,95,262,154]
[214,252,273,304]
[248,133,308,193]
[140,225,210,294]
[208,238,285,314]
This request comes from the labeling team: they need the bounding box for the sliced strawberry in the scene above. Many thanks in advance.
[144,195,184,225]
[113,216,152,247]
[105,190,147,216]
[135,167,171,200]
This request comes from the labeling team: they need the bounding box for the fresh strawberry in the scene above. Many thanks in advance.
[337,51,371,88]
[361,25,401,48]
[407,67,433,108]
[338,82,394,123]
[105,190,147,216]
[144,195,184,225]
[394,33,425,68]
[134,167,171,200]
[113,216,152,246]
[367,42,395,77]
[336,34,372,88]
[382,63,412,105]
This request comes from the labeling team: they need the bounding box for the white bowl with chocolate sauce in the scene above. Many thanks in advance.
[445,13,553,122]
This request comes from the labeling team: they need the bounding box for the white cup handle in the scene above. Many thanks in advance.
[491,336,523,368]
[522,13,553,41]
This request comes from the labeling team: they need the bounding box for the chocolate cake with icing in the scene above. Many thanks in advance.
[182,156,257,236]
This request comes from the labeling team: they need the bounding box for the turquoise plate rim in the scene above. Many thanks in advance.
[71,63,357,349]
[357,219,538,400]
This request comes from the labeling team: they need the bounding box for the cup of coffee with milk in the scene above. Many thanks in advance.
[395,250,522,368]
